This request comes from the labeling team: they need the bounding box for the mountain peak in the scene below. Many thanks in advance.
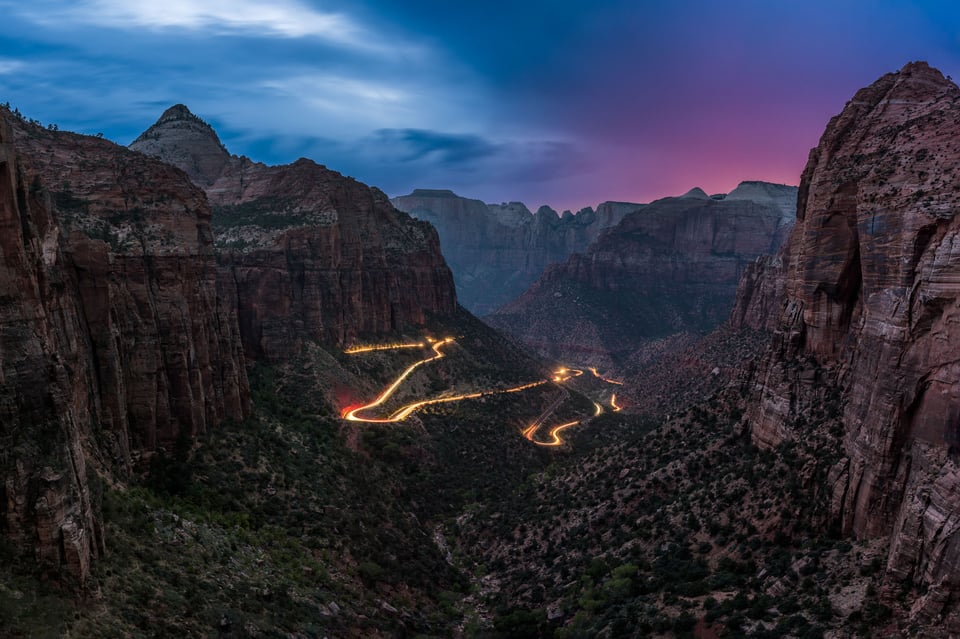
[130,105,230,186]
[157,103,204,124]
[680,187,709,199]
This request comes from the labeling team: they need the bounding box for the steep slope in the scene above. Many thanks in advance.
[744,61,960,632]
[132,106,457,360]
[487,182,797,368]
[391,189,638,314]
[1,109,249,585]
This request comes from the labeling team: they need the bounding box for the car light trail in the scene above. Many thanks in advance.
[342,345,626,446]
[343,338,453,421]
[343,337,547,422]
[588,366,623,385]
[378,380,549,422]
[523,419,582,447]
[344,342,425,354]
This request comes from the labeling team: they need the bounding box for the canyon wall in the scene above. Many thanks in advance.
[1,110,250,584]
[743,62,960,630]
[132,106,458,360]
[391,189,638,315]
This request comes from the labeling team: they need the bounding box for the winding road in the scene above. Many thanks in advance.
[342,338,623,446]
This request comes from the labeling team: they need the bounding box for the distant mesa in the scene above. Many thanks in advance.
[391,189,640,315]
[410,188,459,198]
[486,180,799,368]
[394,182,798,318]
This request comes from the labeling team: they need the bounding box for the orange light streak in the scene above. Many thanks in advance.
[343,345,612,446]
[610,393,622,412]
[588,366,623,385]
[344,337,548,422]
[523,419,581,447]
[345,342,425,354]
[384,380,548,422]
[343,338,453,421]
[553,367,583,383]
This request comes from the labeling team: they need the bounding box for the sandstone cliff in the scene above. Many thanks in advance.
[132,107,458,360]
[487,182,797,368]
[1,109,249,585]
[390,189,637,315]
[743,62,960,631]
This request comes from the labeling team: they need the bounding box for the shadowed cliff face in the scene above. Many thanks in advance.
[741,61,960,630]
[486,183,796,369]
[132,107,458,360]
[391,189,638,315]
[0,109,250,584]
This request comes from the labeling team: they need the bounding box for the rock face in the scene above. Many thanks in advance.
[0,109,249,584]
[133,108,457,360]
[742,62,960,630]
[390,189,637,315]
[487,182,796,367]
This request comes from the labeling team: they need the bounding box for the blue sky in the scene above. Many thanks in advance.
[2,1,960,211]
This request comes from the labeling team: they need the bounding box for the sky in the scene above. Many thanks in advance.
[1,1,959,212]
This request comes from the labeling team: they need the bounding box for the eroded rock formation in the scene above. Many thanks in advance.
[487,182,797,368]
[742,61,960,630]
[390,189,637,315]
[132,107,457,360]
[1,109,250,584]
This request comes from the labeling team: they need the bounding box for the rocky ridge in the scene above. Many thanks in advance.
[487,182,797,369]
[740,61,960,632]
[391,189,638,315]
[132,106,458,360]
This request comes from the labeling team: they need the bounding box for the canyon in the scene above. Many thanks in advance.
[487,181,797,370]
[391,189,640,315]
[4,60,960,638]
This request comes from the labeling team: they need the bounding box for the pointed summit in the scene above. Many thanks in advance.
[680,187,709,199]
[156,103,206,124]
[130,104,230,186]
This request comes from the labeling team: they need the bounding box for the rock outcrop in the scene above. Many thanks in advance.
[742,62,960,631]
[390,189,637,315]
[132,108,457,360]
[1,109,250,584]
[487,182,797,368]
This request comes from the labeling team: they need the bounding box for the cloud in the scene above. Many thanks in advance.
[6,0,393,52]
[261,74,410,120]
[0,59,24,75]
[369,129,500,165]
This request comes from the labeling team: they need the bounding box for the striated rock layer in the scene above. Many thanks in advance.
[487,182,796,368]
[1,109,250,584]
[742,62,960,631]
[391,189,637,315]
[133,107,457,360]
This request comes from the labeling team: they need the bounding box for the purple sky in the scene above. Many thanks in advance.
[0,1,959,211]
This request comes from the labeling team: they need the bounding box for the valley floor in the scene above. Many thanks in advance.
[0,317,914,638]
